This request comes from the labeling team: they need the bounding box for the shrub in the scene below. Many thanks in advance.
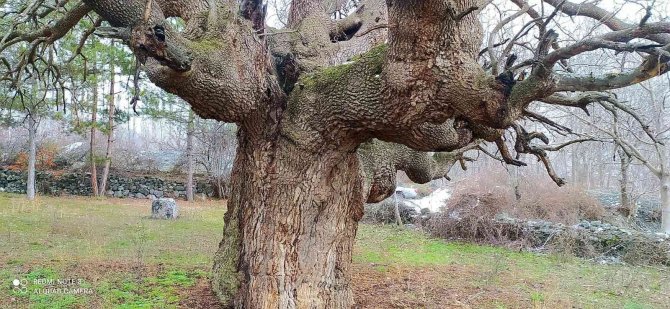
[622,239,670,266]
[424,170,604,243]
[363,199,418,224]
[515,176,604,224]
[424,193,525,243]
[8,143,59,171]
[423,171,518,243]
[545,230,599,261]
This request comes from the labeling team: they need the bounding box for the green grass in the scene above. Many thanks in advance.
[355,225,670,308]
[0,194,224,308]
[1,193,669,308]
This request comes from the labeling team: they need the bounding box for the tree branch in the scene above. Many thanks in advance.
[0,2,92,53]
[359,139,481,203]
[541,0,670,45]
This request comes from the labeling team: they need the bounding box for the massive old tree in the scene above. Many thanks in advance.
[2,0,670,307]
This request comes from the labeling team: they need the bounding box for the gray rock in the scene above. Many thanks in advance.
[151,198,179,219]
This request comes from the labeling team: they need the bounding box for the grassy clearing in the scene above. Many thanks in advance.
[355,225,670,308]
[0,194,668,308]
[0,194,225,308]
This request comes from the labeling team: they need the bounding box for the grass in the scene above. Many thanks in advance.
[355,226,670,308]
[1,193,669,308]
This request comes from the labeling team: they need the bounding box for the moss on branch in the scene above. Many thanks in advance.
[297,44,387,89]
[187,37,225,54]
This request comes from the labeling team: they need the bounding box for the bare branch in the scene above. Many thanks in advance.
[487,4,530,75]
[523,109,573,133]
[539,138,599,151]
[543,23,670,69]
[452,6,479,21]
[495,137,527,166]
[554,54,669,92]
[541,0,670,44]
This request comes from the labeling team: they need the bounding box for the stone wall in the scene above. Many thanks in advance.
[492,215,670,265]
[0,169,213,199]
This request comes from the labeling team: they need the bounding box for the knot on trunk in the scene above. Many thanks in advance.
[130,23,191,72]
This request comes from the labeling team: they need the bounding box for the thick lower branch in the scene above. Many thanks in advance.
[88,0,279,123]
[358,139,478,203]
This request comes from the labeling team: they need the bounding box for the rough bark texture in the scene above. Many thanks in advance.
[212,134,364,308]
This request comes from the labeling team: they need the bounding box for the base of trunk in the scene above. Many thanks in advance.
[212,136,365,308]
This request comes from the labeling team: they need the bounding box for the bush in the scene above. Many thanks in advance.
[515,177,604,224]
[420,169,669,266]
[622,239,670,266]
[423,169,517,242]
[363,199,418,224]
[424,190,522,244]
[9,143,59,171]
[546,230,599,261]
[424,170,604,244]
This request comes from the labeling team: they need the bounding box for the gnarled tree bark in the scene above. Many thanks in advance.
[212,134,364,308]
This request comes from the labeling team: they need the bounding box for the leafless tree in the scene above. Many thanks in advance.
[194,121,237,198]
[561,80,670,231]
[186,109,195,201]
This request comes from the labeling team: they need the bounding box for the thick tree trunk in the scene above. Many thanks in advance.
[26,116,37,200]
[99,58,115,196]
[90,82,99,197]
[212,132,365,308]
[186,110,195,202]
[661,173,670,234]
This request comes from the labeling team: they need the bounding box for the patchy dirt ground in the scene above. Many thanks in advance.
[179,279,223,309]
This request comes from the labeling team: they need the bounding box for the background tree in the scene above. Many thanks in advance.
[142,91,199,200]
[194,121,237,199]
[561,81,670,232]
[2,0,670,307]
[89,75,100,196]
[0,44,62,200]
[186,109,195,201]
[97,49,116,195]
